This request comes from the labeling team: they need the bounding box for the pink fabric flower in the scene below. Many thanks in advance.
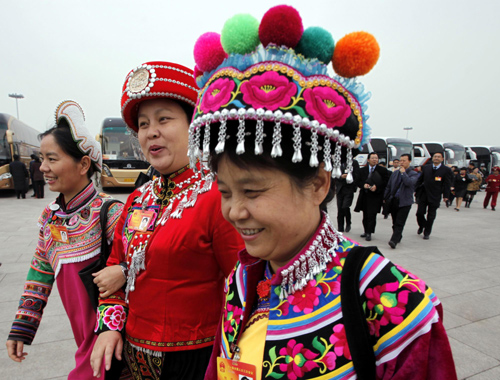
[200,78,235,112]
[329,324,352,360]
[365,282,410,326]
[303,86,352,127]
[279,339,319,380]
[103,305,126,331]
[240,71,296,110]
[288,280,322,314]
[319,351,337,371]
[223,303,242,334]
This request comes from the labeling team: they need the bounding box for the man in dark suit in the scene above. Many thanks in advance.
[8,154,29,199]
[334,158,360,233]
[384,154,419,249]
[354,152,390,241]
[415,152,452,239]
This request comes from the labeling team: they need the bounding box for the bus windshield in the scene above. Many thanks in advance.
[445,145,466,167]
[390,141,413,159]
[102,126,145,162]
[0,122,10,161]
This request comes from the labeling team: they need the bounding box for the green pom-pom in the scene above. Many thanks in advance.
[296,26,335,64]
[221,14,260,55]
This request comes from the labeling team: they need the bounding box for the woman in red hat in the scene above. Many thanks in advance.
[90,62,242,379]
[484,166,500,210]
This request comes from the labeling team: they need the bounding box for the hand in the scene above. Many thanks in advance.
[6,340,28,362]
[371,185,377,192]
[399,167,405,173]
[341,174,347,179]
[443,198,448,202]
[93,265,126,298]
[364,183,371,189]
[90,331,123,378]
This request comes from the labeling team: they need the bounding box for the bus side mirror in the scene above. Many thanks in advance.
[413,147,424,157]
[388,144,397,159]
[95,134,101,143]
[6,130,14,144]
[445,148,455,160]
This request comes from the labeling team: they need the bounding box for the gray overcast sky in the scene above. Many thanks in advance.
[1,0,499,146]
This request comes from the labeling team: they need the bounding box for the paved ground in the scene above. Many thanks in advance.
[0,186,499,379]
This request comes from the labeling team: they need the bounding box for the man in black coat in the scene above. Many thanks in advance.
[9,154,29,199]
[334,159,360,233]
[354,152,390,241]
[415,152,452,239]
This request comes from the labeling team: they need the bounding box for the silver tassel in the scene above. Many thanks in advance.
[215,110,228,154]
[271,119,282,158]
[236,111,246,155]
[309,127,319,167]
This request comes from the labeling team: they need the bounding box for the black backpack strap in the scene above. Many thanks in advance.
[341,245,383,380]
[99,199,123,265]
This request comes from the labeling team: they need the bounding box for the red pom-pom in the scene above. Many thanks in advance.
[259,5,303,48]
[332,32,380,78]
[194,65,203,79]
[194,32,228,72]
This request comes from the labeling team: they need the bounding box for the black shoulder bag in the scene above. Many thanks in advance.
[78,199,123,310]
[341,246,384,380]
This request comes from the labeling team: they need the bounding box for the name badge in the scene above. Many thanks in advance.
[128,210,156,232]
[435,176,442,181]
[48,225,69,243]
[217,357,256,380]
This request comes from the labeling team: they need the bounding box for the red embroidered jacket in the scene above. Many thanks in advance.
[96,165,243,353]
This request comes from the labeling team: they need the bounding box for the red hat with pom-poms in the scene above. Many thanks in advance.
[121,61,199,132]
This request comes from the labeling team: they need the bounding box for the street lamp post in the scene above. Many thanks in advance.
[8,93,24,119]
[403,126,413,140]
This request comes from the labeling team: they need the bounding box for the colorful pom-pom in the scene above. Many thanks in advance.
[221,14,260,55]
[194,32,228,72]
[296,26,335,64]
[332,32,380,78]
[259,5,303,49]
[194,65,203,79]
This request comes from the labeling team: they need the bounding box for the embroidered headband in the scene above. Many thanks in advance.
[55,100,102,172]
[121,61,199,132]
[188,5,379,182]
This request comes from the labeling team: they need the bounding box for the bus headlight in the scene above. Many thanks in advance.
[0,173,12,180]
[102,166,113,177]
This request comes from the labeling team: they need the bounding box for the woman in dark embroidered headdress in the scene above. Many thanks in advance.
[90,61,242,380]
[189,5,457,380]
[6,101,123,379]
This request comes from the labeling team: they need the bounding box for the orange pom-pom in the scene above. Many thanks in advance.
[332,32,380,78]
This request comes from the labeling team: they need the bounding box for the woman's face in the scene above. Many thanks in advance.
[217,156,328,272]
[39,134,90,201]
[137,98,190,175]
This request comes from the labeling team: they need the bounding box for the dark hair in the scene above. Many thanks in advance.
[176,101,195,124]
[400,153,412,161]
[367,152,378,160]
[13,154,20,161]
[433,151,444,158]
[39,119,97,179]
[209,120,334,210]
[460,167,467,172]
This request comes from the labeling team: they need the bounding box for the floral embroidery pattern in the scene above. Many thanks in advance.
[288,280,321,314]
[223,303,242,342]
[329,324,351,360]
[263,338,336,379]
[200,78,235,112]
[240,71,297,111]
[99,305,126,331]
[303,86,351,127]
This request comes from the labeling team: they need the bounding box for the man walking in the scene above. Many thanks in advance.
[334,159,360,233]
[384,154,419,249]
[415,152,452,239]
[354,152,389,241]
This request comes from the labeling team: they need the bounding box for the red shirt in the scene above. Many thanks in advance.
[97,165,243,352]
[486,174,500,192]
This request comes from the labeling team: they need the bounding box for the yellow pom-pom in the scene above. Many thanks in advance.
[332,32,380,78]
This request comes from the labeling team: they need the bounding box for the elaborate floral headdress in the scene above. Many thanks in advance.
[55,100,102,172]
[188,5,380,182]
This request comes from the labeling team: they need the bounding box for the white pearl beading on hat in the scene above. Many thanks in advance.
[188,107,358,181]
